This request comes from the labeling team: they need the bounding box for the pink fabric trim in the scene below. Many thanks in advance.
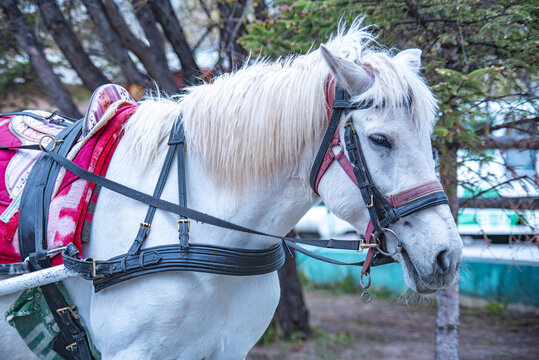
[361,221,375,275]
[49,105,137,265]
[314,75,357,193]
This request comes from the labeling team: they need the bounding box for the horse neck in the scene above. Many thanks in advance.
[181,151,317,250]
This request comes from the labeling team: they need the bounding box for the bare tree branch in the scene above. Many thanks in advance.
[479,135,538,150]
[459,196,539,210]
[475,117,538,136]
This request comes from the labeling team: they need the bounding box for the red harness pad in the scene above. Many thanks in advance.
[48,105,137,265]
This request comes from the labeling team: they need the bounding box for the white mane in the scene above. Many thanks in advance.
[122,24,437,192]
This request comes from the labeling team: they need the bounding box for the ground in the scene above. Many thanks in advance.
[247,289,539,360]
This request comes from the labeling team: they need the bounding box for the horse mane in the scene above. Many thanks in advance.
[122,23,437,192]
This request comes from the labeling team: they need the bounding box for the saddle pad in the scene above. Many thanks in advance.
[0,101,137,265]
[83,83,134,136]
[0,111,65,263]
[47,103,137,266]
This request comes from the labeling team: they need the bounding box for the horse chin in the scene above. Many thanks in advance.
[400,249,437,295]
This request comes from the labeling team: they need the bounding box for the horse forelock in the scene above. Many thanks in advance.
[121,24,437,192]
[356,51,438,131]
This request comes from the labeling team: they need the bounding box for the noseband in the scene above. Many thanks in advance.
[309,80,449,296]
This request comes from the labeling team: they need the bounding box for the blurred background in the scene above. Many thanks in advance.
[1,1,537,359]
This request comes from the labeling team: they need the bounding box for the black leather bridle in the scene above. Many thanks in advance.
[309,86,449,297]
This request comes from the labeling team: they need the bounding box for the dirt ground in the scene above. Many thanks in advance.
[247,289,539,360]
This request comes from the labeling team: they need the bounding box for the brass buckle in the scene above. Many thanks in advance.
[344,122,357,134]
[92,259,105,278]
[56,306,79,320]
[65,342,77,351]
[177,219,190,232]
[357,239,379,252]
[140,222,151,236]
[365,194,374,208]
[38,135,63,152]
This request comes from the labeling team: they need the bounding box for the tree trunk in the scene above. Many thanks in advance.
[100,0,178,93]
[80,0,147,86]
[1,0,81,118]
[218,0,248,68]
[148,0,201,86]
[37,0,109,91]
[436,279,460,360]
[437,144,460,360]
[275,235,312,338]
[131,0,178,92]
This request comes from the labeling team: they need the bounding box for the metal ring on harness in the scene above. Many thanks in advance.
[38,135,63,152]
[360,272,371,289]
[359,273,372,303]
[375,228,402,257]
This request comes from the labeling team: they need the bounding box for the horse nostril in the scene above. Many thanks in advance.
[436,249,450,272]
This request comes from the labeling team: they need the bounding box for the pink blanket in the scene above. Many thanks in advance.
[0,104,137,265]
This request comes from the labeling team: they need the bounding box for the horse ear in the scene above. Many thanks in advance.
[320,44,374,95]
[395,49,422,73]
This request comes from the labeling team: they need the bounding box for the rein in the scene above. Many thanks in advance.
[0,111,389,293]
[310,83,449,299]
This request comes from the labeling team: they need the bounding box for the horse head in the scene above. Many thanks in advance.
[315,38,463,294]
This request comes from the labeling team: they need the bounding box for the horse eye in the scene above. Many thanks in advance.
[369,134,392,149]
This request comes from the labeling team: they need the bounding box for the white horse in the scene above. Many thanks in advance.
[0,25,462,359]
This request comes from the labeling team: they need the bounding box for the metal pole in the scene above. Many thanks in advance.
[0,265,78,296]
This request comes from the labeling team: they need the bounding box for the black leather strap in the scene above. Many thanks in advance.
[40,283,93,360]
[168,115,189,249]
[18,120,83,269]
[127,145,177,255]
[62,241,285,292]
[284,240,391,267]
[46,150,370,253]
[309,88,372,194]
[0,110,74,126]
[394,192,449,219]
[13,117,94,360]
[0,261,31,275]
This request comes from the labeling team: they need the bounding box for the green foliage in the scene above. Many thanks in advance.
[241,0,538,194]
[485,298,509,319]
[0,56,37,98]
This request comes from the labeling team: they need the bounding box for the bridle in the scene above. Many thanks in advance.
[310,78,449,300]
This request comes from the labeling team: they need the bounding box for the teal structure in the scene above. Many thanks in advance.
[296,248,539,307]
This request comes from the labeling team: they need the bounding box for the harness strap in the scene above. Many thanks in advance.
[127,145,177,255]
[44,151,369,252]
[40,283,93,360]
[128,114,190,256]
[168,115,190,249]
[12,116,95,360]
[310,81,372,194]
[63,241,286,292]
[0,261,31,274]
[33,149,389,290]
[0,110,75,126]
